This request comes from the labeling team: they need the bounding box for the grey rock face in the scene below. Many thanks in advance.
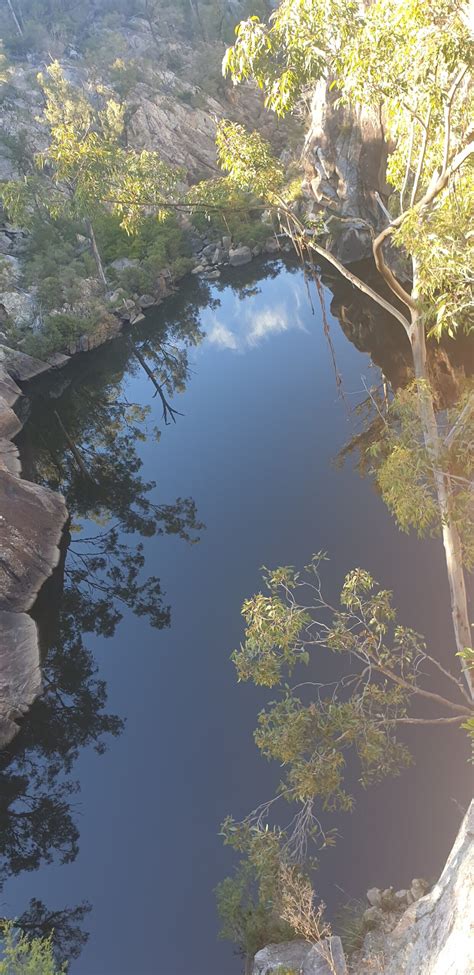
[0,471,67,614]
[409,878,429,902]
[211,246,224,264]
[264,237,280,254]
[0,612,42,748]
[0,369,21,408]
[253,938,347,975]
[0,398,22,439]
[0,344,50,382]
[0,255,21,288]
[202,243,217,259]
[66,315,122,354]
[352,803,474,975]
[0,362,69,748]
[366,888,383,908]
[0,235,13,255]
[138,294,156,308]
[0,438,21,475]
[302,79,389,263]
[0,290,36,327]
[394,890,408,907]
[229,245,252,266]
[109,257,140,272]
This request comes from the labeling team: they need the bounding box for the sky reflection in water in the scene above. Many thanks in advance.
[4,260,472,975]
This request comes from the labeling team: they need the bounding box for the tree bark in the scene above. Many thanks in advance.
[86,220,108,291]
[408,276,473,699]
[6,0,23,37]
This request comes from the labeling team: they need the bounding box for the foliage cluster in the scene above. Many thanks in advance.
[371,382,474,569]
[0,64,196,354]
[216,858,295,966]
[0,923,65,975]
[94,212,193,284]
[223,0,474,338]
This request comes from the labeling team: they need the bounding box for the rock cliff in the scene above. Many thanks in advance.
[301,79,390,264]
[252,801,474,975]
[351,800,474,974]
[0,352,67,747]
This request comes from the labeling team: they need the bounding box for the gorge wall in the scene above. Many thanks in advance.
[0,348,67,746]
[252,800,474,975]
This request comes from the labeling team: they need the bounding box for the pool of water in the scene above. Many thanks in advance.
[3,258,471,975]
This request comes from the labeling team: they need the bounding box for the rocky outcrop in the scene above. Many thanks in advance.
[0,470,67,614]
[253,938,347,975]
[0,357,68,747]
[0,612,43,748]
[350,801,474,975]
[253,803,473,975]
[302,80,390,263]
[229,245,253,266]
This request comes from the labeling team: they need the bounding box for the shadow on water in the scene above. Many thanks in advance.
[1,256,472,972]
[1,284,215,963]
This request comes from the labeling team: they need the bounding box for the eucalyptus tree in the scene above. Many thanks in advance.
[220,0,474,693]
[221,555,474,862]
[1,61,181,290]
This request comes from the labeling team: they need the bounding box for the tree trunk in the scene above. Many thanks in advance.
[6,0,23,37]
[409,289,473,699]
[86,220,108,291]
[189,0,207,41]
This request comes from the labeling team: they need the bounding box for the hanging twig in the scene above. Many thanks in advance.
[132,343,184,424]
[54,410,96,481]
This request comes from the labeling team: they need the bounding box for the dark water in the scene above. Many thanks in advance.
[3,259,472,975]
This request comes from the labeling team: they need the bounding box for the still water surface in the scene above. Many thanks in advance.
[4,259,472,974]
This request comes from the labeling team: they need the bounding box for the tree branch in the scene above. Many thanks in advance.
[410,105,432,206]
[373,662,472,715]
[372,137,474,316]
[304,234,412,332]
[393,715,466,725]
[400,119,415,213]
[442,65,469,175]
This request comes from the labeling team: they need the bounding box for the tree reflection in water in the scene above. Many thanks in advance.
[1,307,208,962]
[3,256,461,965]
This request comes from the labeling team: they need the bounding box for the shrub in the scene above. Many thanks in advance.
[22,312,96,358]
[118,264,154,295]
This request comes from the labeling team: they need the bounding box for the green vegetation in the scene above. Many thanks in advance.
[216,555,473,958]
[0,0,272,58]
[220,0,474,701]
[0,60,197,355]
[372,382,474,569]
[0,923,66,975]
[333,899,367,957]
[216,860,295,969]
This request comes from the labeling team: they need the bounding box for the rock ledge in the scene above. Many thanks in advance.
[0,353,68,748]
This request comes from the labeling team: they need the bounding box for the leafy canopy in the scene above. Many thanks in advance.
[0,923,66,975]
[1,62,181,234]
[223,0,474,337]
[371,381,474,568]
[227,553,472,850]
